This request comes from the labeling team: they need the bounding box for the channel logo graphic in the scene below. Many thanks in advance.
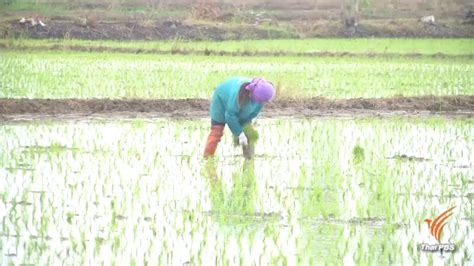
[420,206,456,253]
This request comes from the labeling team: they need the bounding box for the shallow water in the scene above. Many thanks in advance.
[0,118,472,265]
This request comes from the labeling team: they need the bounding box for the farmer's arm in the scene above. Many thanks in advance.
[225,94,243,136]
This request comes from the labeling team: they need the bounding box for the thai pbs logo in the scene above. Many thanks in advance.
[420,206,456,253]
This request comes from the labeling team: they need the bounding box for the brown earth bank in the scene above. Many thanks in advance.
[2,18,473,40]
[0,96,473,121]
[2,19,295,40]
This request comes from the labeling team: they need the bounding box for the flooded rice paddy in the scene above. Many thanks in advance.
[0,118,473,265]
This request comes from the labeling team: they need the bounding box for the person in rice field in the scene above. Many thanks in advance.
[203,77,275,159]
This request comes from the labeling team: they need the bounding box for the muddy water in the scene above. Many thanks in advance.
[0,118,472,264]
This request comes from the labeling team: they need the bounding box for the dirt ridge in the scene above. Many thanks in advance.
[1,43,472,59]
[1,96,472,121]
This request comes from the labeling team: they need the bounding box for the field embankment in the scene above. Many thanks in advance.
[1,96,472,121]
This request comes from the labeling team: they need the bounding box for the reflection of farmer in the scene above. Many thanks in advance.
[203,77,275,158]
[204,158,257,220]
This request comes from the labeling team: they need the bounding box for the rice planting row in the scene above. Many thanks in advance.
[1,51,472,99]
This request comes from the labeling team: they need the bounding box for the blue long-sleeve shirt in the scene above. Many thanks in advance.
[209,77,263,136]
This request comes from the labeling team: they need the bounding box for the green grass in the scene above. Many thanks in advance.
[0,2,68,17]
[1,50,472,99]
[2,38,473,55]
[0,1,186,18]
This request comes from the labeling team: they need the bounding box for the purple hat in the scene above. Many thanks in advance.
[245,78,275,103]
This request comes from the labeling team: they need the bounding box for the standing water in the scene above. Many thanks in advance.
[0,118,472,265]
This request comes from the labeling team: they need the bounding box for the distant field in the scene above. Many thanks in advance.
[2,38,473,56]
[1,50,472,99]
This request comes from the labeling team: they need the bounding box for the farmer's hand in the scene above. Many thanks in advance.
[238,132,248,146]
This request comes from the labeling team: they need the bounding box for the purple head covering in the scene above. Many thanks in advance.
[245,78,275,103]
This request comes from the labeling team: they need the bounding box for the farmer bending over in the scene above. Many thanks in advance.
[203,77,275,159]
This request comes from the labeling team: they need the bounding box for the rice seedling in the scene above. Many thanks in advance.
[0,117,472,264]
[1,51,472,99]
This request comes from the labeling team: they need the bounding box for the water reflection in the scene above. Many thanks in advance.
[204,159,258,223]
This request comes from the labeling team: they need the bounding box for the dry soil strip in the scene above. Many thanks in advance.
[0,96,473,121]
